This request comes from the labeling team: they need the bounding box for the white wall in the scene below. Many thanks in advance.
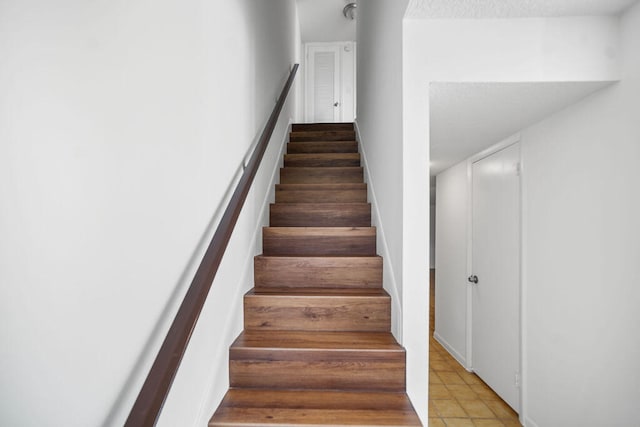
[434,162,468,365]
[406,12,621,424]
[340,42,357,122]
[0,1,300,426]
[405,16,619,83]
[357,1,430,423]
[433,4,640,425]
[297,0,356,43]
[357,0,409,346]
[521,5,640,425]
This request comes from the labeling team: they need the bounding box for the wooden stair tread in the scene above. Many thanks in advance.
[276,183,366,191]
[281,166,363,172]
[232,330,402,351]
[210,407,421,426]
[280,167,363,184]
[231,328,404,387]
[210,390,420,426]
[287,141,358,154]
[217,389,415,410]
[263,226,375,237]
[285,153,361,167]
[292,123,355,132]
[247,287,388,297]
[271,202,371,209]
[254,255,382,289]
[275,184,367,203]
[274,193,367,203]
[290,130,356,142]
[270,203,371,227]
[284,153,360,161]
[244,289,390,332]
[262,226,376,256]
[288,140,356,144]
[285,153,360,160]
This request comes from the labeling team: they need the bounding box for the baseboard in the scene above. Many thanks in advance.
[192,119,293,427]
[433,331,469,371]
[353,121,403,341]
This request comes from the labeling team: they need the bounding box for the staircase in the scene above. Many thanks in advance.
[209,123,421,426]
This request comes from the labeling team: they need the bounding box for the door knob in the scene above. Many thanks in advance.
[468,275,479,284]
[334,102,340,107]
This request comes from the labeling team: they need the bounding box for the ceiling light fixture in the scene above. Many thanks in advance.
[343,3,357,20]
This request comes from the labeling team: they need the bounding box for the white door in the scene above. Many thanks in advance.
[470,142,521,412]
[305,43,356,123]
[307,45,340,122]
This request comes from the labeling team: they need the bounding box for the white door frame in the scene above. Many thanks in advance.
[465,133,524,419]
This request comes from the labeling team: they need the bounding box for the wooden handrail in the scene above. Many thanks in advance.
[125,64,299,427]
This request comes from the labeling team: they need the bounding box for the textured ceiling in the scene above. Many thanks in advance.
[296,0,356,42]
[429,81,613,176]
[406,0,639,18]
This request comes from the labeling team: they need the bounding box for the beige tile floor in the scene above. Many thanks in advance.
[429,271,521,426]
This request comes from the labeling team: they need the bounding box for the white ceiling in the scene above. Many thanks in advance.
[411,0,636,180]
[406,0,639,19]
[429,81,613,176]
[296,0,356,42]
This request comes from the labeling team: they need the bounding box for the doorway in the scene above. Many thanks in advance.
[304,42,356,122]
[469,141,521,412]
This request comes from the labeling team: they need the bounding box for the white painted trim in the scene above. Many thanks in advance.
[519,137,529,427]
[434,331,469,370]
[353,121,403,341]
[465,162,474,370]
[351,42,357,122]
[192,120,293,426]
[468,133,522,164]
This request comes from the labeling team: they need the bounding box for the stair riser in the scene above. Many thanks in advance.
[244,294,391,332]
[270,204,371,227]
[255,257,382,288]
[284,154,360,168]
[287,141,358,154]
[280,167,363,184]
[275,189,367,203]
[290,131,356,142]
[229,355,405,391]
[292,123,354,132]
[262,230,376,256]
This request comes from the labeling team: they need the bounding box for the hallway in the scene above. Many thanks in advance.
[429,271,521,426]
